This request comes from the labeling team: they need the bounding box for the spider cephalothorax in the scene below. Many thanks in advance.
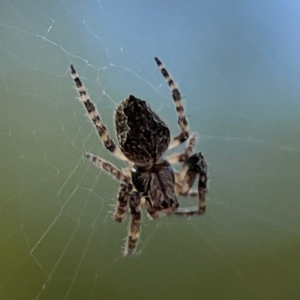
[70,57,208,255]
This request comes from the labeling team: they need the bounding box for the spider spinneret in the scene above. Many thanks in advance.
[70,57,208,256]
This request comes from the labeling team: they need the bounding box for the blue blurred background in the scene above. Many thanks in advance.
[1,0,300,299]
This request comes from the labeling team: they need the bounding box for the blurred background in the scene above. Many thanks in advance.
[1,0,300,299]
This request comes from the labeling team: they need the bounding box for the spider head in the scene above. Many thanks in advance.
[131,159,179,215]
[115,95,170,164]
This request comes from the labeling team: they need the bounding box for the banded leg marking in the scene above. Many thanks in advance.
[70,65,128,161]
[124,191,142,256]
[154,57,190,149]
[174,152,207,216]
[167,134,197,164]
[115,183,132,223]
[85,153,130,183]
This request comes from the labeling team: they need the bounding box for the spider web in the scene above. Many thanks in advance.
[1,0,300,299]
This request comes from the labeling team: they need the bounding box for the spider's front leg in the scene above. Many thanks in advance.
[155,57,190,150]
[175,152,208,215]
[71,65,129,163]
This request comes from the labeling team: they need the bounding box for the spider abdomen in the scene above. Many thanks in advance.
[115,95,170,163]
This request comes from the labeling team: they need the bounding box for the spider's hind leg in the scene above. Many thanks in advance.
[175,152,208,215]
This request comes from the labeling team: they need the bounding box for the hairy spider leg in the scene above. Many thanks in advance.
[115,183,133,222]
[166,134,197,165]
[70,65,129,162]
[85,153,143,254]
[166,134,207,214]
[85,153,130,183]
[125,191,142,256]
[174,152,207,215]
[154,57,190,150]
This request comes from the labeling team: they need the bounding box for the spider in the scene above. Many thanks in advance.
[70,57,208,256]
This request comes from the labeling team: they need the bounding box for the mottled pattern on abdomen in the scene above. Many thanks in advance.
[115,95,170,163]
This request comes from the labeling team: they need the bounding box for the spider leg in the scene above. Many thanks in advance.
[86,152,132,221]
[166,134,197,164]
[154,57,190,150]
[175,182,198,197]
[174,152,208,215]
[124,191,142,256]
[114,183,133,222]
[85,153,130,183]
[70,65,129,162]
[85,152,142,254]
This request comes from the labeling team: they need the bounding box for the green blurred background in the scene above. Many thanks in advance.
[1,0,300,299]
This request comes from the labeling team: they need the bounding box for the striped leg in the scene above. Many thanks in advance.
[166,134,197,165]
[115,183,133,223]
[70,65,129,162]
[85,153,130,183]
[174,152,208,216]
[124,191,142,256]
[175,185,198,197]
[154,57,190,149]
